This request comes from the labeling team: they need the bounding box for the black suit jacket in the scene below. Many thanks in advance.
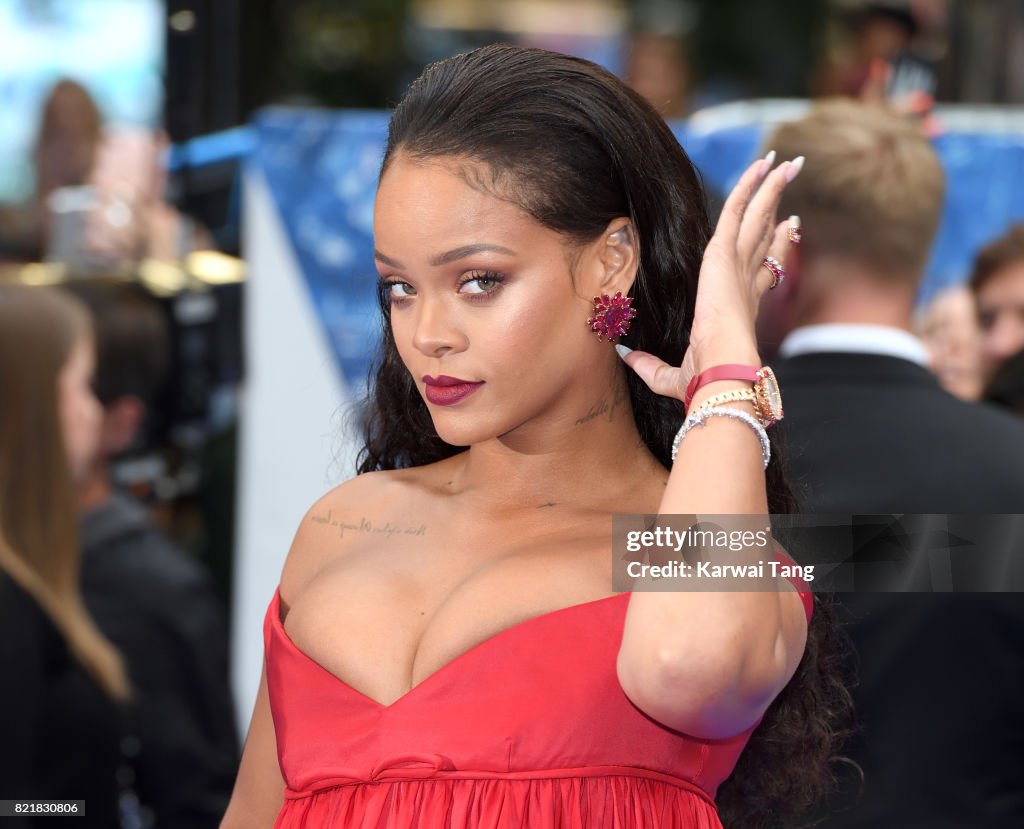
[80,494,240,829]
[774,352,1024,828]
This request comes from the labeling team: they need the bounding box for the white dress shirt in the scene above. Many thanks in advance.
[778,323,931,367]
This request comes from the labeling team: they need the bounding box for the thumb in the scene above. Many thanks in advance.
[616,345,684,400]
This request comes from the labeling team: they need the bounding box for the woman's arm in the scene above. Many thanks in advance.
[220,486,354,828]
[219,663,285,828]
[616,157,809,740]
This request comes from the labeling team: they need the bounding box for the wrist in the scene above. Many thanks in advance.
[688,380,758,413]
[683,355,785,429]
[693,344,761,376]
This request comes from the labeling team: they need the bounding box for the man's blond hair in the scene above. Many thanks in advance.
[767,99,945,281]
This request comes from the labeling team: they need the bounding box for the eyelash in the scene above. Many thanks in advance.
[377,271,506,306]
[457,271,505,299]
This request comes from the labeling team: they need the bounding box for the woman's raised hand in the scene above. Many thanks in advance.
[620,153,803,400]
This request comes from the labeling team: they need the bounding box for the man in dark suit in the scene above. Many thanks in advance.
[63,280,240,828]
[762,99,1024,828]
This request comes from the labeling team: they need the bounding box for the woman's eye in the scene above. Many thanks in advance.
[384,281,415,299]
[458,273,505,295]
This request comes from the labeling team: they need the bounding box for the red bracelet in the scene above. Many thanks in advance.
[683,364,760,410]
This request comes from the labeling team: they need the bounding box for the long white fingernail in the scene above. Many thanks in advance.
[760,150,776,176]
[788,214,802,245]
[785,156,805,182]
[615,344,633,360]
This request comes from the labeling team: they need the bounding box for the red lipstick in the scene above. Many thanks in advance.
[422,374,484,406]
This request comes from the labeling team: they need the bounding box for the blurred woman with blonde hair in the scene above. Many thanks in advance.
[0,283,133,827]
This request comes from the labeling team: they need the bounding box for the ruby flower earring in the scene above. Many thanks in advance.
[587,291,636,342]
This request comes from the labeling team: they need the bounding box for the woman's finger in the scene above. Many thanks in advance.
[754,219,793,297]
[737,156,804,264]
[618,348,686,401]
[713,152,774,244]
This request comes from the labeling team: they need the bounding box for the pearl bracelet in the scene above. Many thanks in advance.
[670,405,771,469]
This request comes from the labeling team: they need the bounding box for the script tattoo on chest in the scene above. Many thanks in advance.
[310,509,428,540]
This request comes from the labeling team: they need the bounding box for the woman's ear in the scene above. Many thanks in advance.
[597,218,639,294]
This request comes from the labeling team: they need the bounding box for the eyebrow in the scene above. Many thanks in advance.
[430,243,516,266]
[374,243,517,270]
[374,249,404,268]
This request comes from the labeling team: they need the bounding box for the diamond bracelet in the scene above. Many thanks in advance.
[670,405,771,469]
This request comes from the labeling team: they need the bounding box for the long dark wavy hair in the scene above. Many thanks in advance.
[357,44,853,827]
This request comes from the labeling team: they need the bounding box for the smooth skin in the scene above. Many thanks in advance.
[57,332,103,485]
[976,261,1024,381]
[221,150,807,827]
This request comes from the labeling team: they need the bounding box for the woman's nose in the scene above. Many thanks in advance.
[410,298,468,358]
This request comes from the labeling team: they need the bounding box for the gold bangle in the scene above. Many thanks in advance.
[696,388,757,409]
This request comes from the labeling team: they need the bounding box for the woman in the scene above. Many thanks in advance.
[0,284,132,827]
[27,80,104,260]
[223,45,850,828]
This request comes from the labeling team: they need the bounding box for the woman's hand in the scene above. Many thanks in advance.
[614,157,810,740]
[621,153,803,399]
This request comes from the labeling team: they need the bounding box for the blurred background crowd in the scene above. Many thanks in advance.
[2,1,1024,828]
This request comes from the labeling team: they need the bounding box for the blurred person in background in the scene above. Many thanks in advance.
[982,346,1024,418]
[83,129,214,267]
[624,30,692,119]
[0,80,104,262]
[969,223,1024,385]
[62,279,240,829]
[10,78,211,271]
[0,284,132,827]
[915,283,984,400]
[766,99,1024,827]
[813,1,938,131]
[32,81,104,257]
[814,2,918,99]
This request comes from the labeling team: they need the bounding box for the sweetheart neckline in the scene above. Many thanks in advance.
[268,587,631,710]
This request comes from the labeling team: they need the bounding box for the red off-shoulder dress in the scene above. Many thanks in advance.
[263,569,813,828]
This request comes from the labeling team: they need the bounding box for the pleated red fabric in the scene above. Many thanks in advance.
[264,576,814,829]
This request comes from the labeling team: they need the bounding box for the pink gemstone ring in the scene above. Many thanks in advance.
[761,256,785,290]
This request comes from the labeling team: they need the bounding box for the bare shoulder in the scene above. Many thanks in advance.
[278,465,444,602]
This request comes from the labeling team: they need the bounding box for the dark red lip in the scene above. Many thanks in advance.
[422,375,484,406]
[422,374,475,387]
